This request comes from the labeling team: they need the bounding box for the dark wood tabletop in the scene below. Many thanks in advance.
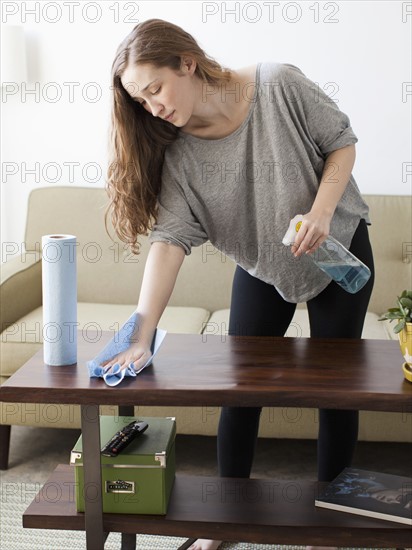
[1,332,410,411]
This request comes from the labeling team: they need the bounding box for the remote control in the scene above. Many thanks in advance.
[101,420,149,457]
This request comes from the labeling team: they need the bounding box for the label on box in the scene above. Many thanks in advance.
[105,480,135,494]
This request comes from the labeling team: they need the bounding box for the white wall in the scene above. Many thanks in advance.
[1,0,411,262]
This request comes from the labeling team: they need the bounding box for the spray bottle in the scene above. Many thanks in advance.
[282,215,371,294]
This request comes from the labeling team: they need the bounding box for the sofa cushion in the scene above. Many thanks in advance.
[204,308,390,340]
[0,302,210,377]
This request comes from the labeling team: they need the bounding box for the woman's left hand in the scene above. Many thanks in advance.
[291,210,332,258]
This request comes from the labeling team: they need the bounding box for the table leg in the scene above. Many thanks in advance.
[81,404,105,550]
[118,406,137,548]
[119,405,135,416]
[0,424,11,470]
[121,533,136,549]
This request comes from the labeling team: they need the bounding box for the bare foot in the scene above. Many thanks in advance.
[188,540,222,550]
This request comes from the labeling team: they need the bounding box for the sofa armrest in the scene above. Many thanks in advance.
[1,253,42,331]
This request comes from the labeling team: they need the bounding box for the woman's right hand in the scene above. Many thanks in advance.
[100,343,152,373]
[98,242,185,375]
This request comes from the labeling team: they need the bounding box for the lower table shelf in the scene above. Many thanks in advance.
[23,464,411,547]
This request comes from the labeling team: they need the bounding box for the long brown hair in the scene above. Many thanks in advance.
[105,18,232,255]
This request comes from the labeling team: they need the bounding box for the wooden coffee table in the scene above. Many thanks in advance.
[1,332,411,549]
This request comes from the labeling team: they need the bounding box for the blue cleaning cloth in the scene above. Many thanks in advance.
[87,311,167,386]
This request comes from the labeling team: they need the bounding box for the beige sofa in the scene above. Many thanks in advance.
[1,186,411,469]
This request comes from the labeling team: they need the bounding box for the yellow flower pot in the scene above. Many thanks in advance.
[399,322,412,382]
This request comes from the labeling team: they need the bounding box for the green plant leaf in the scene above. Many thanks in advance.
[383,312,402,319]
[400,297,412,308]
[381,292,412,332]
[394,320,406,333]
[397,299,407,316]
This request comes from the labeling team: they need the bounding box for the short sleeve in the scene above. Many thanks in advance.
[279,63,358,156]
[149,146,209,255]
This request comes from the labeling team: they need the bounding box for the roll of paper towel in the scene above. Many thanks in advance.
[42,234,78,366]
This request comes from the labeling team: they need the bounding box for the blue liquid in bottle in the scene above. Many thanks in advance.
[316,258,371,294]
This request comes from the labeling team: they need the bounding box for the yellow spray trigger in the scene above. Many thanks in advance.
[295,221,302,232]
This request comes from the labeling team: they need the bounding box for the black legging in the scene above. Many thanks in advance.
[217,218,375,482]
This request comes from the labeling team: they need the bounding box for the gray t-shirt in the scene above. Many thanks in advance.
[149,61,370,303]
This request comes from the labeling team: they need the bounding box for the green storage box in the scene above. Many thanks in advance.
[70,416,176,515]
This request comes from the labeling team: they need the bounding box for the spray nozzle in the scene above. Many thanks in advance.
[282,215,304,246]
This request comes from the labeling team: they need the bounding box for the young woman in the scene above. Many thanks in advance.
[103,18,375,550]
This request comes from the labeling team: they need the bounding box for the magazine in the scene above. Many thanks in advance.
[315,467,412,525]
